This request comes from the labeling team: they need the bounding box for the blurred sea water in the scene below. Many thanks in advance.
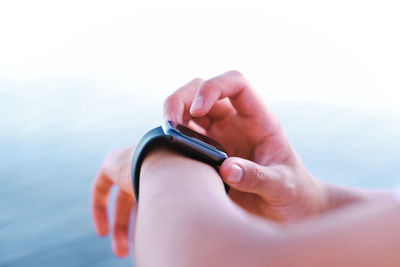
[1,77,400,267]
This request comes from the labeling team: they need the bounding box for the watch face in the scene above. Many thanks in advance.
[165,121,225,152]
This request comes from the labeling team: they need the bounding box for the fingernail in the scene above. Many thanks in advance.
[227,164,242,183]
[190,96,204,113]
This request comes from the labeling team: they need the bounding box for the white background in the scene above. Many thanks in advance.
[1,0,399,120]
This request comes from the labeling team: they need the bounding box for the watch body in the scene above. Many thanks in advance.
[131,121,229,201]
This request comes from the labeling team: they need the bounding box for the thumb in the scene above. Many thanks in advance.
[220,157,279,194]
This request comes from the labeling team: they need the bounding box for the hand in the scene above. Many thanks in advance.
[91,146,136,258]
[164,70,326,222]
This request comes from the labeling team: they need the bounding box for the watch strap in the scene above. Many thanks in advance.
[131,126,171,201]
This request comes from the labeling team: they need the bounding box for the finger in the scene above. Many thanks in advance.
[189,116,212,131]
[163,78,203,124]
[204,98,235,121]
[190,98,234,130]
[112,189,135,258]
[219,157,284,195]
[190,70,269,119]
[91,170,114,236]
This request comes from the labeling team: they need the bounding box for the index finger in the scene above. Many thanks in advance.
[190,70,269,118]
[163,78,203,124]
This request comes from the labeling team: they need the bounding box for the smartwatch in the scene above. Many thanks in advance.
[131,121,229,201]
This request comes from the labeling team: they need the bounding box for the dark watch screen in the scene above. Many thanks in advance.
[167,121,225,152]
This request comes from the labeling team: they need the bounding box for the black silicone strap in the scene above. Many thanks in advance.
[132,126,230,202]
[131,126,171,201]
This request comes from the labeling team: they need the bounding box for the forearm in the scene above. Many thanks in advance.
[283,198,400,266]
[132,148,400,266]
[133,148,280,267]
[322,182,394,212]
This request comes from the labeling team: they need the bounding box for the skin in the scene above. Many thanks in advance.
[91,71,392,257]
[135,148,400,267]
[91,147,135,257]
[163,71,326,221]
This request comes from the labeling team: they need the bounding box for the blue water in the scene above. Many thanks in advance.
[0,121,138,266]
[1,79,399,266]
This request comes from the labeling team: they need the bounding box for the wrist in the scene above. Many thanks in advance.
[141,147,179,172]
[301,175,330,217]
[141,147,210,177]
[138,147,222,201]
[102,146,136,195]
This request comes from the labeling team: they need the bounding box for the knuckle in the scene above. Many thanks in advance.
[191,77,203,84]
[113,222,127,232]
[163,94,180,114]
[256,166,269,181]
[164,94,177,106]
[247,167,267,191]
[94,182,109,195]
[200,79,219,93]
[92,201,103,210]
[227,69,243,78]
[226,70,249,87]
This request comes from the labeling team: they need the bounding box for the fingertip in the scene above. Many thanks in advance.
[94,215,109,237]
[220,157,241,182]
[226,164,243,183]
[91,205,109,237]
[112,244,128,258]
[97,228,108,237]
[112,231,129,258]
